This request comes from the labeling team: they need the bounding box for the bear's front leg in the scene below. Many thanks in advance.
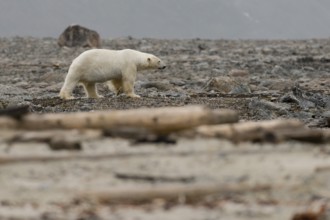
[59,92,75,100]
[59,81,78,100]
[122,79,141,98]
[122,68,141,98]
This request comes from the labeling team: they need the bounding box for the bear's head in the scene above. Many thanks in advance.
[145,55,166,70]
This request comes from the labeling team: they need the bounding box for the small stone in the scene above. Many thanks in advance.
[323,111,330,118]
[15,81,30,89]
[44,106,53,112]
[80,104,92,111]
[140,81,172,91]
[323,111,330,126]
[229,84,251,94]
[203,76,250,94]
[228,69,249,77]
[170,79,186,86]
[37,82,48,88]
[0,100,7,109]
[196,62,209,70]
[249,98,291,119]
[164,92,186,98]
[259,79,294,91]
[271,65,287,75]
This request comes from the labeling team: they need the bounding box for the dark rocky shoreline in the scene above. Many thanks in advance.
[0,37,329,127]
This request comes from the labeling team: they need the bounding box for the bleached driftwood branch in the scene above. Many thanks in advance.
[0,105,238,134]
[0,147,291,166]
[77,183,271,205]
[188,119,327,143]
[0,129,103,150]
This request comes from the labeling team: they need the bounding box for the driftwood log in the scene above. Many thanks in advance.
[77,183,271,205]
[0,129,102,143]
[0,151,157,165]
[0,147,288,165]
[189,119,326,143]
[0,129,103,150]
[0,106,238,134]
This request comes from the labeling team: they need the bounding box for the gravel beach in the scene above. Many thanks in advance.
[0,37,329,219]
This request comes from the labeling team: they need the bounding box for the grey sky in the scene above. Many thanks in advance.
[1,0,330,39]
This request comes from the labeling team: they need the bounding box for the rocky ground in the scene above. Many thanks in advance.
[0,37,330,220]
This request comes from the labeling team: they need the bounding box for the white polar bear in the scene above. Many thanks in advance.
[59,49,166,99]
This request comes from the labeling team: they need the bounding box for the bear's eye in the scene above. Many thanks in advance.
[158,61,161,63]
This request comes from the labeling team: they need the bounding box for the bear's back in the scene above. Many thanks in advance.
[71,49,149,71]
[79,49,141,59]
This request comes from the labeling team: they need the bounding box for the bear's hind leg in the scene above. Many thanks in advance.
[82,82,103,98]
[106,79,123,95]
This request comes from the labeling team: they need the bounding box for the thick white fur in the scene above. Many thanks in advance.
[59,49,166,99]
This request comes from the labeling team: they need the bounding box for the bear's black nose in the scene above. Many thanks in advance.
[159,65,166,69]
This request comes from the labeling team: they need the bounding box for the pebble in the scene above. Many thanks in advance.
[140,81,172,91]
[228,69,249,77]
[229,84,251,94]
[271,65,287,76]
[323,111,330,126]
[322,111,330,118]
[80,104,92,111]
[170,79,186,86]
[15,81,30,89]
[248,98,290,119]
[196,62,209,70]
[203,76,249,94]
[259,79,294,91]
[0,100,7,109]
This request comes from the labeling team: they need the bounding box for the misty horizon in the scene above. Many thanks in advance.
[1,0,330,40]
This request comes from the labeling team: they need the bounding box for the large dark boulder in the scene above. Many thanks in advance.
[58,24,101,48]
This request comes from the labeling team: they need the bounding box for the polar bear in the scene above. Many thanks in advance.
[59,49,166,99]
